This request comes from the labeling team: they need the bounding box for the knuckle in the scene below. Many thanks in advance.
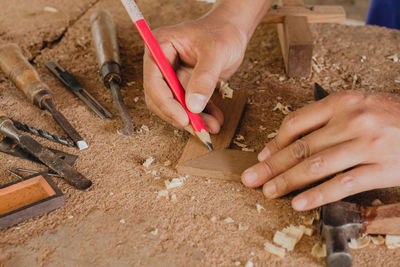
[307,156,326,176]
[340,175,356,193]
[350,109,377,130]
[275,175,290,194]
[261,159,276,178]
[335,91,365,105]
[309,187,324,205]
[290,139,311,160]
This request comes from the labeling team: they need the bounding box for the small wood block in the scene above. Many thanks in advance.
[177,90,258,182]
[262,6,346,24]
[277,15,313,77]
[363,203,400,235]
[0,174,64,230]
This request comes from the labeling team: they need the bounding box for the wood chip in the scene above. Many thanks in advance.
[348,234,370,249]
[256,204,265,213]
[133,96,139,103]
[235,134,245,141]
[157,190,169,199]
[245,261,253,267]
[238,223,249,231]
[143,157,154,168]
[219,80,234,99]
[303,215,314,225]
[304,227,313,236]
[371,199,383,206]
[165,177,185,189]
[163,160,172,167]
[264,241,286,258]
[385,235,400,248]
[233,140,247,148]
[273,231,297,251]
[311,242,326,258]
[151,228,158,235]
[242,147,255,152]
[267,130,278,139]
[282,225,305,242]
[259,126,267,131]
[171,194,177,202]
[120,219,126,224]
[210,216,217,223]
[387,54,399,62]
[234,261,241,266]
[43,6,58,13]
[273,102,291,115]
[371,235,385,245]
[224,217,234,223]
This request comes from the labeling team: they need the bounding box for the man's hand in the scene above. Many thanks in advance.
[242,91,400,211]
[143,0,272,133]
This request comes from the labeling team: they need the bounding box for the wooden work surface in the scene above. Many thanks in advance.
[0,0,400,266]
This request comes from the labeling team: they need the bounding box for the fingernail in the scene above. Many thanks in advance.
[263,182,276,198]
[258,148,270,162]
[243,171,258,186]
[293,197,308,210]
[184,125,195,135]
[187,93,207,113]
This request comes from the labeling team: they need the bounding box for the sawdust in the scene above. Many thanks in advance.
[0,0,400,266]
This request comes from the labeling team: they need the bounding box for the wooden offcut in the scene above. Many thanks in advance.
[0,174,65,230]
[262,0,345,77]
[176,90,258,182]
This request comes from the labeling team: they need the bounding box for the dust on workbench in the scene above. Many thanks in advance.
[1,0,400,266]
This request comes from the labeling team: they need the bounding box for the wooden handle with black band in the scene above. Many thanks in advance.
[0,44,53,108]
[362,203,400,235]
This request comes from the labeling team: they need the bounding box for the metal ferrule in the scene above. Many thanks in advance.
[33,89,54,109]
[0,117,21,142]
[101,62,122,88]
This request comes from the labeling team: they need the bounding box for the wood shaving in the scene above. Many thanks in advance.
[311,242,326,258]
[133,96,139,103]
[165,177,185,189]
[143,157,154,168]
[267,130,278,139]
[141,125,150,132]
[349,234,370,249]
[245,261,253,267]
[43,6,58,13]
[126,81,136,86]
[224,217,234,223]
[171,194,177,202]
[68,215,73,219]
[312,56,322,73]
[235,134,245,141]
[273,102,291,115]
[157,190,169,199]
[210,216,217,223]
[387,54,399,62]
[385,235,400,248]
[256,204,265,213]
[233,140,247,148]
[259,125,266,131]
[371,199,383,206]
[304,227,313,236]
[371,235,385,245]
[119,219,126,224]
[303,215,314,225]
[234,261,241,266]
[163,160,172,167]
[361,55,367,63]
[238,223,249,231]
[282,225,305,242]
[279,76,285,81]
[242,147,255,152]
[264,241,286,258]
[151,170,157,176]
[151,228,158,235]
[219,80,233,99]
[273,230,297,251]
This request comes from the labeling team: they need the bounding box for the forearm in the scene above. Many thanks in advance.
[203,0,273,43]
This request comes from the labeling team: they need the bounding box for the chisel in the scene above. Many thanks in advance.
[0,44,88,150]
[0,111,92,190]
[91,10,135,136]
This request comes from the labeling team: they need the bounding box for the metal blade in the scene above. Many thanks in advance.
[110,81,135,136]
[42,99,88,150]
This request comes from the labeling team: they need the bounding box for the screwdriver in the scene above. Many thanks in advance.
[90,10,135,136]
[0,111,92,190]
[0,44,88,150]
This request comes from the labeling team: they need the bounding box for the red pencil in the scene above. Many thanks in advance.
[121,0,213,151]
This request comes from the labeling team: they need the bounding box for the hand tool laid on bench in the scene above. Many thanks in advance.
[0,111,91,190]
[0,172,65,231]
[0,136,78,166]
[0,43,88,150]
[91,10,135,136]
[45,61,113,120]
[11,119,74,147]
[322,200,400,267]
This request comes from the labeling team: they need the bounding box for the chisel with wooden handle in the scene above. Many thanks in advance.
[0,110,92,190]
[91,10,135,136]
[0,43,88,150]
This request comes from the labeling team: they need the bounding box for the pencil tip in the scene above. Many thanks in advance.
[206,142,213,151]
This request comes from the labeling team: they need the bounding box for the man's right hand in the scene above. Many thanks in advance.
[143,17,248,134]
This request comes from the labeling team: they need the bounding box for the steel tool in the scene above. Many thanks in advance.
[0,44,88,150]
[322,201,400,267]
[0,111,91,190]
[45,61,113,119]
[0,137,78,166]
[11,119,74,147]
[91,10,135,136]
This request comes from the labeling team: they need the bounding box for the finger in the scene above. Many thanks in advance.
[145,94,187,129]
[292,164,385,211]
[261,138,367,199]
[185,53,222,113]
[242,125,349,188]
[205,101,224,126]
[199,112,221,134]
[258,97,335,161]
[143,45,189,127]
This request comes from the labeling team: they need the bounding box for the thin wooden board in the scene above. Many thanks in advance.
[263,6,346,24]
[0,174,65,230]
[177,149,258,182]
[277,15,313,77]
[177,90,248,165]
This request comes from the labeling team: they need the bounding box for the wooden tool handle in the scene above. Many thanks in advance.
[362,203,400,235]
[0,44,53,107]
[90,10,121,67]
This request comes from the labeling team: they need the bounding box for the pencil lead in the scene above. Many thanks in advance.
[206,142,213,151]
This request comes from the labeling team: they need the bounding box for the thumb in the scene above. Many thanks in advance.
[185,54,222,113]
